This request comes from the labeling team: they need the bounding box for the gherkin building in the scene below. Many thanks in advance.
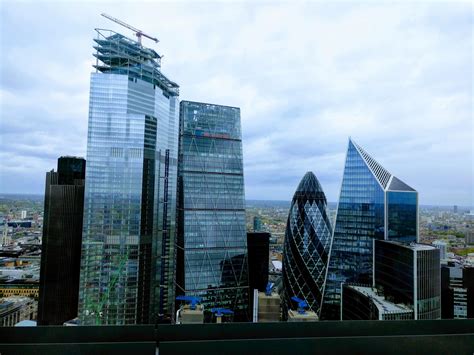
[282,172,333,317]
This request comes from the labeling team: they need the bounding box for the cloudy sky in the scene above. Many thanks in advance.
[0,1,472,206]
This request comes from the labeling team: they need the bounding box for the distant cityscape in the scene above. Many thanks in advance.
[1,193,473,325]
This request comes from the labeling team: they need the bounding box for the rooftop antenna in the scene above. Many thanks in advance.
[101,13,158,45]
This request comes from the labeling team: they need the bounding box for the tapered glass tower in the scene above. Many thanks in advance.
[321,138,418,320]
[78,29,179,325]
[282,172,333,317]
[176,101,249,320]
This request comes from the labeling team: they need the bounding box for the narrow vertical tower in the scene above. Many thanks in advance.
[322,138,418,320]
[282,172,333,317]
[38,156,86,325]
[78,28,179,325]
[176,101,249,321]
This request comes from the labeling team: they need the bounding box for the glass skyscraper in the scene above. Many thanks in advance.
[282,172,333,317]
[176,101,249,321]
[321,138,418,320]
[78,29,179,325]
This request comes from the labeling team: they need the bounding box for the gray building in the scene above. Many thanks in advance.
[253,216,263,232]
[176,101,249,321]
[441,262,474,319]
[78,29,179,325]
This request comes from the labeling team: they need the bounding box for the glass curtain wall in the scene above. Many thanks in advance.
[176,101,249,321]
[282,172,332,317]
[78,29,179,325]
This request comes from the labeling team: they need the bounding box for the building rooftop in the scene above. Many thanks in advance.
[381,240,436,251]
[348,285,412,314]
[93,29,179,96]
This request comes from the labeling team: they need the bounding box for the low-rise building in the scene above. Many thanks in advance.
[342,284,413,320]
[0,297,37,327]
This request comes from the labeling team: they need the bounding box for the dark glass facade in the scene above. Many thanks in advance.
[374,240,441,319]
[282,172,332,317]
[386,191,417,242]
[416,248,441,319]
[374,240,414,305]
[176,101,249,320]
[322,139,418,320]
[78,29,179,325]
[247,232,270,293]
[38,157,85,325]
[441,263,474,319]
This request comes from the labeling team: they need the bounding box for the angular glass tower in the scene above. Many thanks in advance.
[321,138,418,320]
[78,29,179,325]
[282,172,333,317]
[176,101,249,320]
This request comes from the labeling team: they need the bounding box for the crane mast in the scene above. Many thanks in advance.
[101,13,158,44]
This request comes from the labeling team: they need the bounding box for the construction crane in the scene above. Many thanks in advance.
[101,13,158,45]
[83,251,130,325]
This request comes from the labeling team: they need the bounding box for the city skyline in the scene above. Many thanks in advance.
[1,2,473,206]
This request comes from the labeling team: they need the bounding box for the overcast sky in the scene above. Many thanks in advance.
[0,1,472,206]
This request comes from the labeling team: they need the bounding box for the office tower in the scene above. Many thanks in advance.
[38,157,85,325]
[432,240,448,260]
[78,29,179,325]
[374,240,441,319]
[253,216,263,232]
[453,205,458,214]
[247,232,270,318]
[322,138,418,320]
[176,101,249,320]
[282,172,332,317]
[247,232,270,293]
[341,284,413,320]
[441,262,474,319]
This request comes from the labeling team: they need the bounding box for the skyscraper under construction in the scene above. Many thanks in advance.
[78,24,179,325]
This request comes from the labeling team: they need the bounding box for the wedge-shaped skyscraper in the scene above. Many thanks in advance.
[322,138,418,320]
[176,101,249,321]
[78,29,179,325]
[283,172,333,317]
